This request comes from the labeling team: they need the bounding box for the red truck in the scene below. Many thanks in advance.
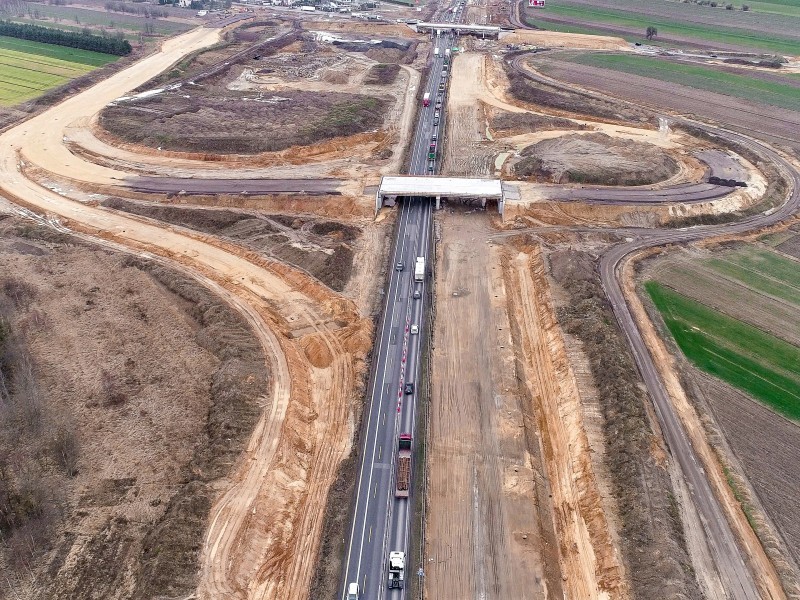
[395,434,412,498]
[423,92,431,107]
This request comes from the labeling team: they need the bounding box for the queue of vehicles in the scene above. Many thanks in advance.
[346,16,453,594]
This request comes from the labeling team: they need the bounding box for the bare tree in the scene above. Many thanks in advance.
[50,415,79,477]
[645,26,658,40]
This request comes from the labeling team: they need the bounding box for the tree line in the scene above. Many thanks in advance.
[0,19,132,55]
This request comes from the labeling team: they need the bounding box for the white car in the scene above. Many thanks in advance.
[347,582,359,599]
[411,324,419,335]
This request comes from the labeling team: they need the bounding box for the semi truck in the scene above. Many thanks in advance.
[414,256,425,282]
[444,48,451,61]
[422,92,430,107]
[395,433,412,498]
[388,551,406,589]
[434,47,440,57]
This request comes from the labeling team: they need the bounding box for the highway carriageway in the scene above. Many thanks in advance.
[340,14,458,600]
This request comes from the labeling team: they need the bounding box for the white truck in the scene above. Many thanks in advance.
[414,256,425,282]
[300,5,316,10]
[388,551,405,589]
[434,47,440,57]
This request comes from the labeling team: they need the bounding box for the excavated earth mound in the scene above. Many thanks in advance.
[99,90,389,154]
[515,132,679,186]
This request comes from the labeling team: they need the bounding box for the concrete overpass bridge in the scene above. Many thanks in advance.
[376,175,507,214]
[409,21,511,39]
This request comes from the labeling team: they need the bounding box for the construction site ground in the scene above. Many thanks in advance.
[93,25,422,194]
[425,211,630,600]
[444,52,765,226]
[0,24,394,600]
[425,211,557,600]
[1,9,797,600]
[0,214,268,599]
[428,44,784,600]
[531,55,800,156]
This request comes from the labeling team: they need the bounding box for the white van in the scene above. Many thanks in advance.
[347,582,359,600]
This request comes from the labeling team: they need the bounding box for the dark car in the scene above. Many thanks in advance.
[404,382,414,395]
[396,262,404,271]
[413,289,421,299]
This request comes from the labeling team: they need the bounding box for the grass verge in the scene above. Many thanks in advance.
[645,280,800,420]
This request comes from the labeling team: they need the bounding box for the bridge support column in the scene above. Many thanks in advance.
[481,197,486,208]
[435,195,441,210]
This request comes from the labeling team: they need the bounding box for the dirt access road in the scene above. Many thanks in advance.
[425,212,553,599]
[426,211,627,599]
[0,26,370,600]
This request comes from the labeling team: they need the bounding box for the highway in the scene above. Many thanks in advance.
[338,15,800,600]
[339,12,459,600]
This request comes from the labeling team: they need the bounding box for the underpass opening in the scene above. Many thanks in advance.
[377,175,505,215]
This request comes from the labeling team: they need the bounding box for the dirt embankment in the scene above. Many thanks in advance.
[502,240,628,599]
[549,247,704,600]
[0,217,268,600]
[102,199,358,292]
[515,132,679,185]
[505,62,654,125]
[99,90,390,155]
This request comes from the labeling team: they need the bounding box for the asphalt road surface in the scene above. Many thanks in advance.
[547,181,732,204]
[340,14,459,600]
[126,176,342,196]
[598,121,800,600]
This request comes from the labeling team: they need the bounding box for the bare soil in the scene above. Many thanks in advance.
[0,26,380,600]
[639,245,800,595]
[425,212,559,599]
[99,89,389,154]
[489,108,587,135]
[549,247,703,600]
[506,62,654,124]
[689,372,800,588]
[534,57,800,155]
[515,132,679,185]
[101,199,358,292]
[364,63,401,85]
[0,217,268,600]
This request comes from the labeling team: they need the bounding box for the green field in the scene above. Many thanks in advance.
[530,3,800,55]
[646,281,800,420]
[705,247,800,305]
[569,53,800,112]
[746,0,800,17]
[0,35,116,105]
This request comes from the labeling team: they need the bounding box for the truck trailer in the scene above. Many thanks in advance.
[422,92,430,107]
[395,434,412,498]
[414,256,425,282]
[434,47,440,57]
[388,551,406,589]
